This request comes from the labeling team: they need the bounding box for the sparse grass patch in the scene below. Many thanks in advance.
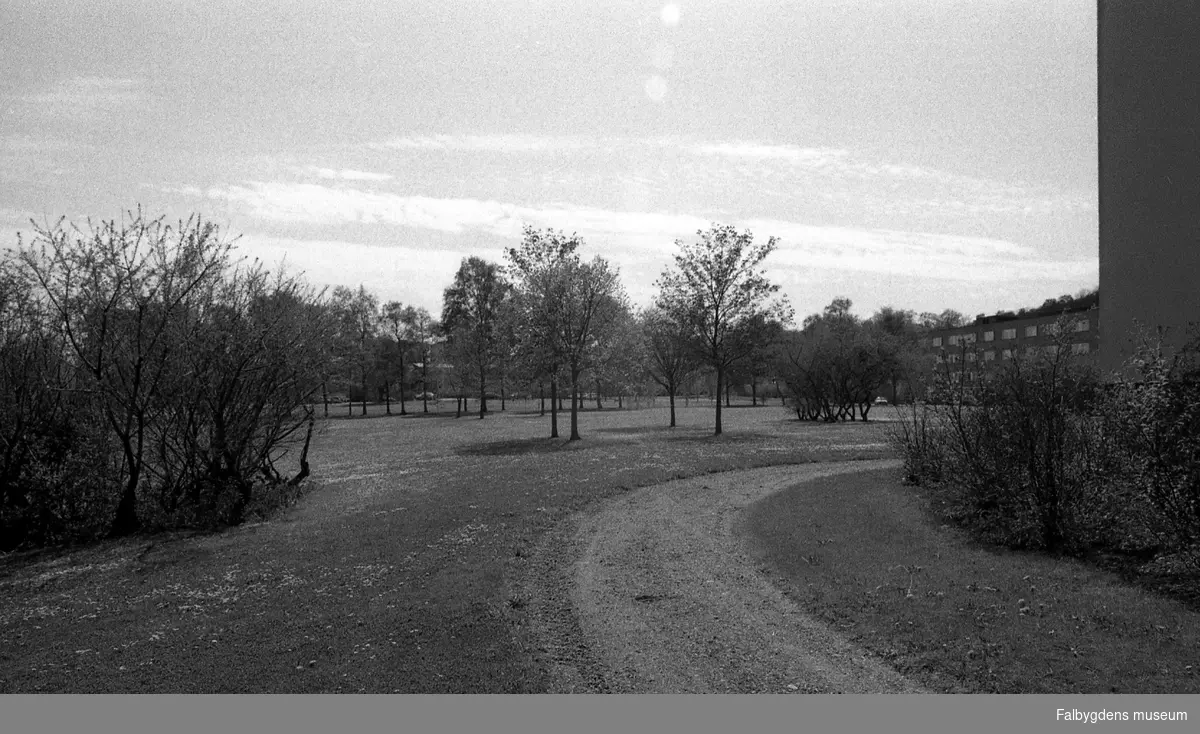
[743,467,1200,693]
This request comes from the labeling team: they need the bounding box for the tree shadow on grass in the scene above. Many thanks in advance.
[456,437,611,457]
[593,425,679,436]
[665,431,773,444]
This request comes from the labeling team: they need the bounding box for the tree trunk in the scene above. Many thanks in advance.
[539,382,545,416]
[569,367,582,441]
[669,384,676,428]
[550,375,559,438]
[725,380,731,407]
[501,384,506,411]
[288,411,315,486]
[479,370,486,420]
[455,395,462,418]
[109,473,141,537]
[398,352,407,415]
[322,381,329,418]
[361,371,368,416]
[595,379,602,410]
[385,381,391,415]
[714,366,724,435]
[751,379,758,406]
[421,362,429,413]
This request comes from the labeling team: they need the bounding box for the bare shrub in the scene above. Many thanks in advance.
[893,316,1106,552]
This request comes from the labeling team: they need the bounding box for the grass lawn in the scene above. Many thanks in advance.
[742,468,1200,693]
[0,402,889,693]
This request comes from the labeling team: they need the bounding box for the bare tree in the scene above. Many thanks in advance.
[20,212,232,536]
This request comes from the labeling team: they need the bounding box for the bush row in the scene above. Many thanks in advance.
[890,322,1200,567]
[1,213,330,550]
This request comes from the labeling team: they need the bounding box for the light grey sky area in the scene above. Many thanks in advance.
[0,0,1097,319]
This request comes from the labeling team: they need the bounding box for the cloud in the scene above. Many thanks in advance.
[202,180,1094,287]
[688,142,851,167]
[370,134,592,153]
[293,166,393,182]
[20,77,143,121]
[363,133,1093,220]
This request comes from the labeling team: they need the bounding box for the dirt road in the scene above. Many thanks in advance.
[515,459,928,693]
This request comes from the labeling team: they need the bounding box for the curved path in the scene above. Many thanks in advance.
[515,459,928,694]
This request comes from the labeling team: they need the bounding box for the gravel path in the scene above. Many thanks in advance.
[515,459,928,694]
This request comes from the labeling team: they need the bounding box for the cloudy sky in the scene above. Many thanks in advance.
[1,0,1097,320]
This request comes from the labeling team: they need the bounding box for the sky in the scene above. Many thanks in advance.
[0,0,1098,321]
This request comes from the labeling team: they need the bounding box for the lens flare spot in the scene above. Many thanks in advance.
[644,75,668,103]
[661,4,680,26]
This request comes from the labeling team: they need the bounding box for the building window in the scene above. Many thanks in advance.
[964,333,977,344]
[1075,320,1090,332]
[1002,349,1014,360]
[932,337,942,347]
[984,331,994,342]
[1001,328,1016,340]
[984,350,996,361]
[1024,325,1038,338]
[1072,342,1090,354]
[966,351,977,362]
[948,335,959,346]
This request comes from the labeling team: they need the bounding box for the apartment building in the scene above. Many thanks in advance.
[918,295,1100,385]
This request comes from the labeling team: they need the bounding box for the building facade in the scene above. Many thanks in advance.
[918,298,1101,388]
[1098,0,1200,373]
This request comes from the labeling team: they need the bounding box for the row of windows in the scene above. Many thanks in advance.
[935,343,1091,363]
[928,319,1090,347]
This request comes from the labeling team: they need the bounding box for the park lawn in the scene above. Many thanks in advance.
[742,467,1200,694]
[0,402,889,693]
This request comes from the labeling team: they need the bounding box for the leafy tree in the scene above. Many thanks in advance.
[868,306,920,403]
[592,306,644,410]
[331,285,379,417]
[730,313,786,407]
[441,257,510,419]
[776,298,890,421]
[504,226,585,438]
[380,301,422,415]
[402,307,438,413]
[554,257,628,440]
[655,224,791,435]
[918,308,967,330]
[641,306,700,427]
